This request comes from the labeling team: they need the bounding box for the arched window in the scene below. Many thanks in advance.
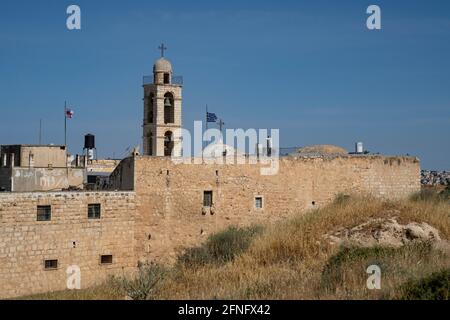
[164,131,174,156]
[147,93,154,124]
[147,132,153,156]
[164,92,174,124]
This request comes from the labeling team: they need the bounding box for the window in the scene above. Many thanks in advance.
[164,73,170,84]
[44,259,58,270]
[148,93,154,123]
[164,131,174,156]
[100,255,113,264]
[164,93,174,124]
[88,204,101,219]
[203,191,213,207]
[37,205,51,221]
[255,197,263,209]
[87,175,97,184]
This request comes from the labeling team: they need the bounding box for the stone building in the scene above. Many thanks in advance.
[0,145,85,192]
[0,53,421,298]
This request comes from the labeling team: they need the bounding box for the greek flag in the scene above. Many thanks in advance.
[206,112,218,123]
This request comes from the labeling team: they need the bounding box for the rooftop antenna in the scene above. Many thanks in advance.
[39,119,42,145]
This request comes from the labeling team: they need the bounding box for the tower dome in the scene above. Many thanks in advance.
[153,57,172,73]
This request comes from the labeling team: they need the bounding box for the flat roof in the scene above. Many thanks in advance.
[1,144,66,148]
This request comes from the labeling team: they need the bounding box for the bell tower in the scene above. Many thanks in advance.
[143,44,182,157]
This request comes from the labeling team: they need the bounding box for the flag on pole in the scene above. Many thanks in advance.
[206,112,217,123]
[65,108,74,119]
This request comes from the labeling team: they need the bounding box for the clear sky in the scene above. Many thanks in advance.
[0,0,449,169]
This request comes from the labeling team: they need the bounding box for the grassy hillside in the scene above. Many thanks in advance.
[21,189,450,300]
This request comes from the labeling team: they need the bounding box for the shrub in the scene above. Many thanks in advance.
[119,263,167,300]
[410,188,448,202]
[321,246,396,293]
[334,193,351,205]
[399,269,450,300]
[177,225,263,268]
[440,186,450,200]
[320,243,434,294]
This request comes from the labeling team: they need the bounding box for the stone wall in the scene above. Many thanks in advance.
[0,167,85,192]
[0,154,420,298]
[0,191,136,299]
[86,159,121,174]
[118,155,420,263]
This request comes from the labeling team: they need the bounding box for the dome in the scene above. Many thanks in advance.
[293,145,348,156]
[153,57,172,73]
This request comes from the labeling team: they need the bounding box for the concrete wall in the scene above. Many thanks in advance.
[20,146,67,168]
[8,167,85,192]
[0,191,136,299]
[109,157,135,191]
[1,145,67,168]
[124,155,420,263]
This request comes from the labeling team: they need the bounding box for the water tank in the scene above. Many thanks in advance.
[84,134,95,149]
[355,142,364,154]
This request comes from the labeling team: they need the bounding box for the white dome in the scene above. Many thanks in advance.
[153,57,172,73]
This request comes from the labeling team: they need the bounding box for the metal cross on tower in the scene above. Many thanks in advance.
[158,43,167,57]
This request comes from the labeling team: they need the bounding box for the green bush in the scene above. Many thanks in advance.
[440,186,450,200]
[399,269,450,300]
[410,188,448,202]
[177,225,263,268]
[320,244,433,294]
[321,246,396,293]
[119,263,167,300]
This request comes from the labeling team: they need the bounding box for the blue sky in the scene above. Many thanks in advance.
[0,0,449,169]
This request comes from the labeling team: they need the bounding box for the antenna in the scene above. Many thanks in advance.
[39,119,42,145]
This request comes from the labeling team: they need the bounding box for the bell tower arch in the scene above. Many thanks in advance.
[143,44,182,157]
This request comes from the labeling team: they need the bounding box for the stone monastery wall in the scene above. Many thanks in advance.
[0,154,420,298]
[125,155,420,263]
[0,191,136,299]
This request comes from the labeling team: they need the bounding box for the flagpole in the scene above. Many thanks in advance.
[39,119,42,145]
[205,105,208,155]
[64,101,67,148]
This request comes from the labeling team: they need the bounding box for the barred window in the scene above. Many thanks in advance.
[88,204,101,219]
[44,259,58,270]
[203,191,213,207]
[100,255,113,264]
[37,205,51,221]
[255,197,263,209]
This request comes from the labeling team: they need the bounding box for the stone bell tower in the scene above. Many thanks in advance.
[143,44,182,157]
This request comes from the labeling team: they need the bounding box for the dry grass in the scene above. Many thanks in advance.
[21,190,450,300]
